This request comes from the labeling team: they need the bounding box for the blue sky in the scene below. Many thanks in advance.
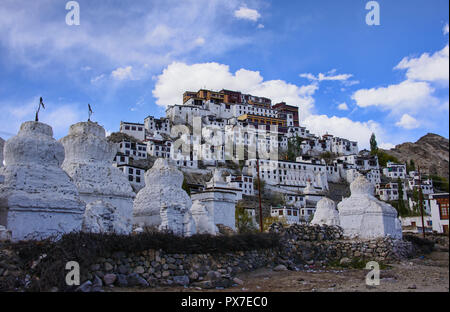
[0,0,448,149]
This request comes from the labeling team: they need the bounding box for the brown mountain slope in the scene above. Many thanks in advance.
[381,133,449,177]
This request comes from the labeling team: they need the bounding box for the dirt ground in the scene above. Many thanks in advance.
[111,250,449,292]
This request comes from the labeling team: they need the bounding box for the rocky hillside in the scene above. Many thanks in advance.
[381,133,449,178]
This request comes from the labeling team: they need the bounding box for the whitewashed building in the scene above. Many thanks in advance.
[226,174,254,196]
[246,159,328,191]
[117,140,147,159]
[383,162,407,179]
[336,154,379,171]
[284,193,306,208]
[376,182,407,201]
[116,164,145,188]
[271,206,301,224]
[407,172,434,194]
[144,116,171,137]
[120,121,145,141]
[429,193,449,234]
[147,135,172,159]
[400,216,433,233]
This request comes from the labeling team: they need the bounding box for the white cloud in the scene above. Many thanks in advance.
[318,73,353,81]
[90,74,105,84]
[299,73,317,81]
[81,66,92,71]
[148,24,175,43]
[342,80,360,87]
[0,0,248,73]
[395,44,449,83]
[337,103,349,111]
[194,37,206,46]
[111,66,135,81]
[234,7,261,21]
[257,24,264,29]
[300,70,354,82]
[352,80,438,115]
[379,142,395,150]
[395,114,420,129]
[352,27,448,132]
[302,115,384,150]
[444,23,449,35]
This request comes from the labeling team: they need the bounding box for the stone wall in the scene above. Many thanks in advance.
[0,224,416,291]
[76,225,414,291]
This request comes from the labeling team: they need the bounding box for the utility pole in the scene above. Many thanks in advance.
[418,166,426,238]
[256,158,263,232]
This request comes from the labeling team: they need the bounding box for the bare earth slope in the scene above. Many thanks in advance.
[381,133,449,178]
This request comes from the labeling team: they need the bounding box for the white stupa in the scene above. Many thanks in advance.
[190,199,215,234]
[82,200,128,234]
[60,121,135,234]
[190,169,239,233]
[303,180,317,194]
[337,175,402,239]
[0,122,85,241]
[310,197,340,226]
[133,158,196,236]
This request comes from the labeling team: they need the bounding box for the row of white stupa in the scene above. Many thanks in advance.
[0,121,402,241]
[311,179,402,239]
[0,121,215,241]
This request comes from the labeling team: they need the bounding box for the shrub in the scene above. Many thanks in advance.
[403,234,434,254]
[376,150,400,167]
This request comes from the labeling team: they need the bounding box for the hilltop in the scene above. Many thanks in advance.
[381,133,449,178]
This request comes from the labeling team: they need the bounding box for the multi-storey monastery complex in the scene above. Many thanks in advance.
[112,88,447,233]
[0,88,448,240]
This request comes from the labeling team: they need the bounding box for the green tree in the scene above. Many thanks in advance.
[411,187,419,212]
[396,178,408,217]
[376,150,399,167]
[286,135,304,161]
[182,178,191,196]
[268,192,286,207]
[429,175,449,193]
[235,203,257,233]
[253,177,266,193]
[370,133,378,155]
[320,151,333,165]
[407,159,416,173]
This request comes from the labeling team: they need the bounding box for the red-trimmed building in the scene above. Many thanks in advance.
[273,102,300,127]
[430,193,449,234]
